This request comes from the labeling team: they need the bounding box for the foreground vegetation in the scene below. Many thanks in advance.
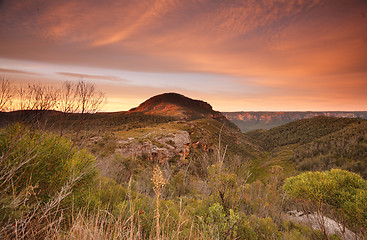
[1,79,366,239]
[1,121,366,240]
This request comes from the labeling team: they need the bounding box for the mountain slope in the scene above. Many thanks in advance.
[246,116,361,151]
[246,116,367,178]
[292,120,367,177]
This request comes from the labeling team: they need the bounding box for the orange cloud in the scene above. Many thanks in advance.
[0,0,366,111]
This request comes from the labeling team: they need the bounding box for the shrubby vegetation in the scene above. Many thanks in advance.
[247,117,360,151]
[292,121,367,177]
[0,122,329,239]
[0,124,96,238]
[1,79,366,239]
[284,169,367,239]
[248,116,367,177]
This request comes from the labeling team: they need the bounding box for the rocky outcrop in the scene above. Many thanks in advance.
[116,130,191,163]
[286,210,357,240]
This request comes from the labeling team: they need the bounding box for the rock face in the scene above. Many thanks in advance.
[223,111,367,132]
[115,129,191,163]
[286,210,357,240]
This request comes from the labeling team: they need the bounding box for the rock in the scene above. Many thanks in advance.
[116,130,191,163]
[285,210,357,240]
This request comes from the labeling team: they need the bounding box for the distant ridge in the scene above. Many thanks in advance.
[129,93,239,130]
[223,111,367,132]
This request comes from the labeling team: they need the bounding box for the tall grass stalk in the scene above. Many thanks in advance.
[151,165,167,240]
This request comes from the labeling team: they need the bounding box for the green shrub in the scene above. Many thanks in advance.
[208,164,244,211]
[0,124,96,238]
[237,217,258,240]
[200,203,240,239]
[284,169,367,237]
[249,216,282,240]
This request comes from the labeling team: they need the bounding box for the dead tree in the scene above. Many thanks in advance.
[0,78,13,111]
[17,83,59,127]
[75,80,105,116]
[73,80,105,139]
[58,81,78,136]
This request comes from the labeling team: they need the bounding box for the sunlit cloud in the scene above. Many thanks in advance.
[56,72,128,82]
[0,68,39,75]
[0,0,366,111]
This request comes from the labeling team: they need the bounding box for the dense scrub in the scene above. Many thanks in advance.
[1,112,366,239]
[0,124,96,238]
[247,117,359,150]
[292,121,367,177]
[0,123,331,239]
[247,117,367,178]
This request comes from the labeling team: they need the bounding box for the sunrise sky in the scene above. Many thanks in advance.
[1,0,367,112]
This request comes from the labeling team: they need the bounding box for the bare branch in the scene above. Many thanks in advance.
[0,78,13,111]
[59,81,77,114]
[75,80,105,114]
[17,84,59,111]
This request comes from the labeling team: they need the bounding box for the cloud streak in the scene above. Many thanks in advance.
[0,68,38,75]
[56,72,128,82]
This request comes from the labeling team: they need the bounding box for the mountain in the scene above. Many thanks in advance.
[223,111,367,132]
[129,93,239,130]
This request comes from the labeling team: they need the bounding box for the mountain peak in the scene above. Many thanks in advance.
[128,92,239,130]
[131,92,212,112]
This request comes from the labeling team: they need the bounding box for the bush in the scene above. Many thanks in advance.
[0,124,96,238]
[283,169,367,237]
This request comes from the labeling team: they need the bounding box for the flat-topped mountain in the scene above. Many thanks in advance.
[128,93,239,130]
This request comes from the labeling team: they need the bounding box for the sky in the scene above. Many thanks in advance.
[0,0,367,112]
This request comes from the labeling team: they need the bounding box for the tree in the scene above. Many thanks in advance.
[59,81,77,114]
[75,80,105,116]
[21,83,58,111]
[73,80,105,139]
[283,169,367,239]
[17,83,59,125]
[0,78,13,111]
[58,81,77,136]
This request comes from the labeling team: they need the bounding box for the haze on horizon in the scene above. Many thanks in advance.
[1,0,367,112]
